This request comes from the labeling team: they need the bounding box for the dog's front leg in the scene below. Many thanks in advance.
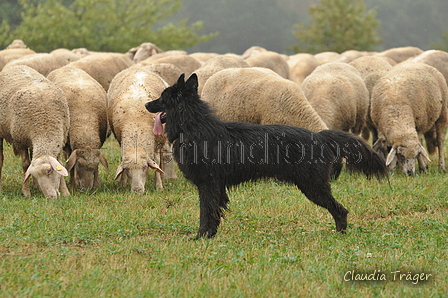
[196,183,223,239]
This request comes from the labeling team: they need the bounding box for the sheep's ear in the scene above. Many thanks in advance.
[186,73,198,91]
[49,156,68,176]
[419,144,431,162]
[148,159,164,174]
[65,150,78,171]
[99,151,109,171]
[24,167,32,183]
[176,73,185,85]
[114,164,125,180]
[385,147,397,167]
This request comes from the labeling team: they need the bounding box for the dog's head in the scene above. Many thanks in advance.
[145,73,199,140]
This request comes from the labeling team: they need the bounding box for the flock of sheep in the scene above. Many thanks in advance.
[0,39,447,198]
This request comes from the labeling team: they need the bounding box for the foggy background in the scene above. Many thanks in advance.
[167,0,448,54]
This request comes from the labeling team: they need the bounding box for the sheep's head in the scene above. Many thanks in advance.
[114,158,163,194]
[24,156,68,199]
[386,140,430,176]
[66,149,109,190]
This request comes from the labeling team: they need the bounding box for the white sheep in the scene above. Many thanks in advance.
[0,65,70,198]
[194,55,250,95]
[349,56,393,142]
[127,42,164,63]
[6,39,28,49]
[189,52,219,63]
[201,67,328,132]
[301,62,369,135]
[47,66,109,190]
[370,62,448,175]
[3,50,80,76]
[375,46,423,64]
[107,66,175,193]
[133,63,183,86]
[410,50,448,85]
[0,48,36,65]
[138,54,202,79]
[314,51,341,65]
[68,53,134,91]
[287,53,319,85]
[244,51,290,79]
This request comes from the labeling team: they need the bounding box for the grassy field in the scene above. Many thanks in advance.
[0,136,447,297]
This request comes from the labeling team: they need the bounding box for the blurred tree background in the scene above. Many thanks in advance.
[0,0,447,53]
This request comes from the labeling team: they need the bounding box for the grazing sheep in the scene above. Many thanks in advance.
[3,51,80,76]
[139,55,202,79]
[375,46,423,64]
[410,50,448,85]
[107,67,174,193]
[287,53,319,85]
[301,62,369,135]
[68,53,134,91]
[0,65,70,198]
[201,67,328,132]
[0,55,6,71]
[370,62,448,175]
[314,51,341,65]
[6,39,28,49]
[47,66,109,190]
[138,50,187,63]
[241,46,268,59]
[349,56,393,142]
[127,42,163,63]
[189,52,219,63]
[134,63,183,86]
[0,48,36,64]
[244,51,290,79]
[194,55,250,95]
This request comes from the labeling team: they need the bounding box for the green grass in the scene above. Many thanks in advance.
[0,137,447,297]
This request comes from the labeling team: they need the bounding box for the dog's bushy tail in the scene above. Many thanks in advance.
[319,130,388,180]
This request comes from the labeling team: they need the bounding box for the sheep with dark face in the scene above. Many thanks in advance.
[370,62,447,175]
[0,65,70,198]
[47,66,109,190]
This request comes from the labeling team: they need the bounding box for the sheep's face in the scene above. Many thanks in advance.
[114,158,163,194]
[67,149,108,190]
[386,140,430,176]
[24,156,68,199]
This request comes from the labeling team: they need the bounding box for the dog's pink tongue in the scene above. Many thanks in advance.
[153,112,164,135]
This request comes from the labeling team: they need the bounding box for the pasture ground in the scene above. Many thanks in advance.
[0,136,447,297]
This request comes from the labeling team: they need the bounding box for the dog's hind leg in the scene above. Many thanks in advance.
[196,183,229,239]
[296,178,348,232]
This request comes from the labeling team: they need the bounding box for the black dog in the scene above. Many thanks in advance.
[145,74,387,239]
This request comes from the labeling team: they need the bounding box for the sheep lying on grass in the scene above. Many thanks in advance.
[370,62,448,175]
[301,62,369,135]
[108,67,175,193]
[0,65,70,198]
[201,67,328,132]
[47,66,109,190]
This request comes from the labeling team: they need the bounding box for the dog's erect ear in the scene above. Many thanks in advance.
[185,73,198,91]
[176,73,185,86]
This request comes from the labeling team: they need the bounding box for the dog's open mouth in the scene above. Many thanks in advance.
[153,112,166,135]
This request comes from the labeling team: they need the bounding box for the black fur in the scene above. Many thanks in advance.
[145,74,387,239]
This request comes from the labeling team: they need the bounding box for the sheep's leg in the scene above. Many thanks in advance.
[436,122,446,172]
[59,175,70,196]
[0,139,3,191]
[20,149,32,197]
